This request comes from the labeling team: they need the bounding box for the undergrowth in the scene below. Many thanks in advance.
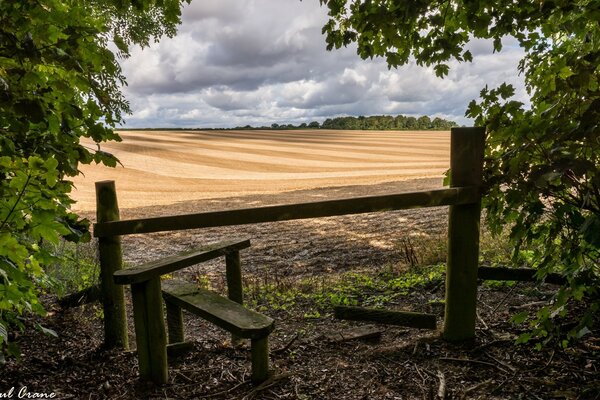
[44,241,99,297]
[243,228,517,317]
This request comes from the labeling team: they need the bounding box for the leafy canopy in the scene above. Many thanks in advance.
[320,0,600,345]
[0,0,188,358]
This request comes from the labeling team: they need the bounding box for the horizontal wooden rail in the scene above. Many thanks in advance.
[113,239,250,285]
[478,266,566,285]
[94,186,480,238]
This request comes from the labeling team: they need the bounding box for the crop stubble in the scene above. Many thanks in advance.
[72,129,450,211]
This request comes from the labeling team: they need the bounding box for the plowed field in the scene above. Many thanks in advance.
[72,129,450,211]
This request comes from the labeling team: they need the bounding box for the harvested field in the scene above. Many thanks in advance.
[71,129,450,211]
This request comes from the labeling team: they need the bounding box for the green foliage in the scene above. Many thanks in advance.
[0,0,188,358]
[246,265,445,317]
[44,241,99,297]
[320,0,600,345]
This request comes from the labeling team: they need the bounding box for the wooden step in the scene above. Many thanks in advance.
[114,239,250,284]
[161,280,274,340]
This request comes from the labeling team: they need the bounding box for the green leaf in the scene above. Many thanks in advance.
[0,322,7,344]
[442,169,451,186]
[511,311,529,325]
[36,323,58,338]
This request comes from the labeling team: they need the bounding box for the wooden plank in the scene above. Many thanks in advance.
[94,187,481,237]
[96,180,129,350]
[334,306,437,330]
[161,280,274,340]
[478,266,566,285]
[443,127,485,342]
[113,239,250,284]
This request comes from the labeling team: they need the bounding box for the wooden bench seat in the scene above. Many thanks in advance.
[162,280,274,339]
[162,280,273,383]
[113,239,273,384]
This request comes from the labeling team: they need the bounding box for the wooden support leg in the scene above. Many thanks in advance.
[250,336,270,383]
[165,300,184,344]
[226,251,243,346]
[131,278,168,384]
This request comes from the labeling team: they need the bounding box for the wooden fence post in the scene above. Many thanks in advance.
[443,127,485,342]
[96,180,129,349]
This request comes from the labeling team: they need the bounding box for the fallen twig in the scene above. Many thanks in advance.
[439,357,510,374]
[436,370,446,399]
[463,379,493,397]
[469,339,513,354]
[491,283,520,314]
[242,372,293,400]
[485,353,516,373]
[199,379,251,398]
[273,333,299,354]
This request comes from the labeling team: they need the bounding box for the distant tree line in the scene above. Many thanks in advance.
[234,114,458,131]
[121,114,458,131]
[320,114,457,130]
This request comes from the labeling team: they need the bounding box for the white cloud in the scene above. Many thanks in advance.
[118,0,527,128]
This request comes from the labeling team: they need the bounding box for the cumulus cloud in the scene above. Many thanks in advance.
[119,0,527,128]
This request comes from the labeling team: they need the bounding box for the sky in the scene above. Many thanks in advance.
[118,0,529,129]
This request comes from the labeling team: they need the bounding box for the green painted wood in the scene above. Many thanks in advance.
[478,266,566,285]
[113,239,250,284]
[333,306,437,329]
[443,127,485,342]
[95,180,129,350]
[165,301,184,344]
[94,187,481,237]
[161,280,274,340]
[250,336,270,383]
[226,251,243,345]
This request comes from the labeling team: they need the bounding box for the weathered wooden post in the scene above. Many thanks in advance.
[226,251,243,345]
[130,278,168,384]
[443,127,485,341]
[96,181,129,349]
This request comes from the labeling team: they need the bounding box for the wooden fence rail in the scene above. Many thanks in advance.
[93,186,480,238]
